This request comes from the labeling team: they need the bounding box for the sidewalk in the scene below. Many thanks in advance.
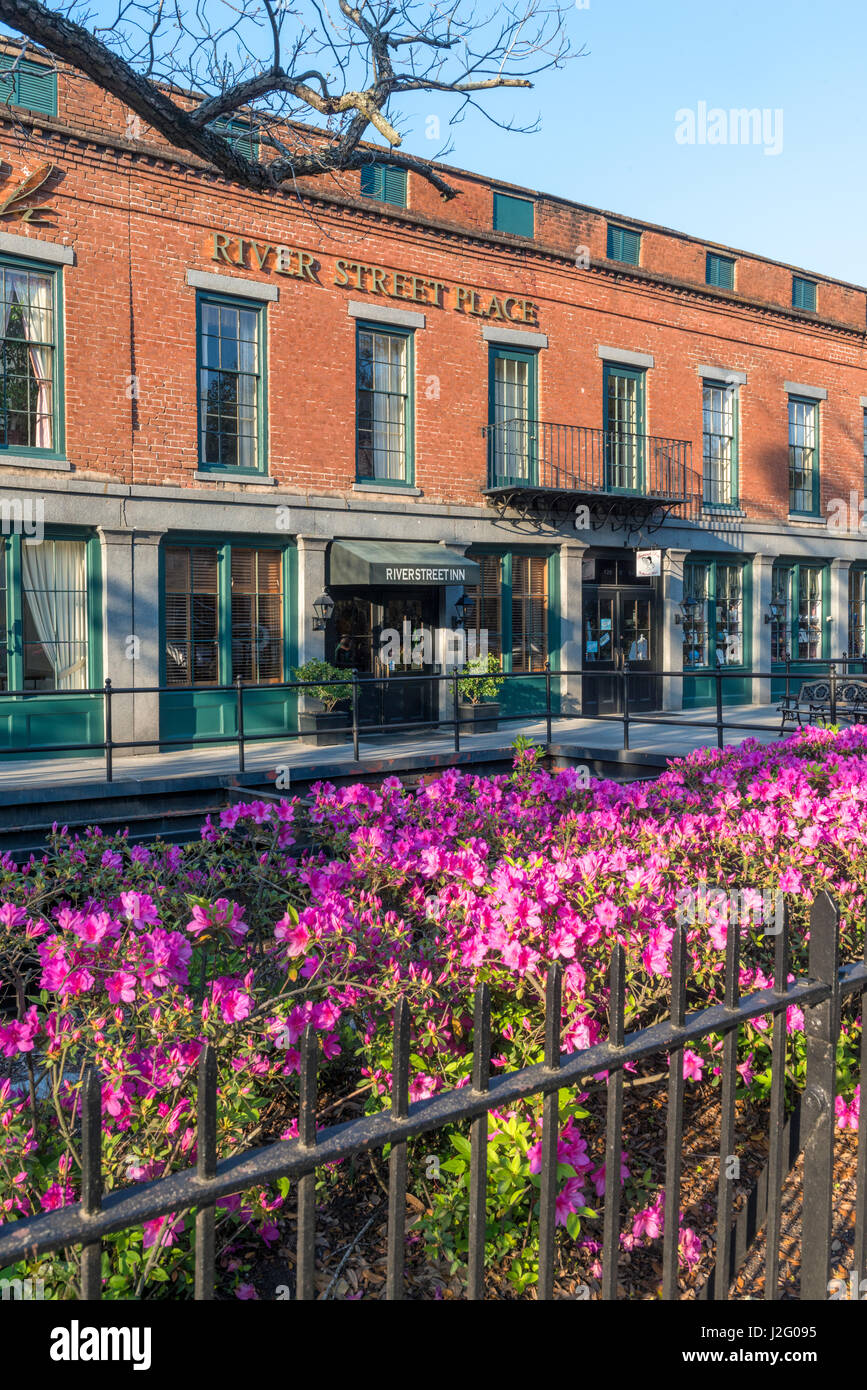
[0,704,786,791]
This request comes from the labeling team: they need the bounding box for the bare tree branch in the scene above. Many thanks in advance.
[0,0,583,199]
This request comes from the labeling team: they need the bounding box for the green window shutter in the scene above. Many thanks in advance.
[493,193,535,238]
[208,115,259,160]
[792,276,817,311]
[706,253,735,289]
[360,163,407,207]
[607,224,641,265]
[0,55,57,116]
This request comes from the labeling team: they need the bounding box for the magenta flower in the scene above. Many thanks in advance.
[682,1049,704,1082]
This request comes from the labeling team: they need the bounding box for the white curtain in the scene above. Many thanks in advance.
[21,273,52,449]
[22,540,87,690]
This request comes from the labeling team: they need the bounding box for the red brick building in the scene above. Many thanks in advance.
[0,51,865,755]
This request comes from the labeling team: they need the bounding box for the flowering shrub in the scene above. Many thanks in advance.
[0,724,863,1297]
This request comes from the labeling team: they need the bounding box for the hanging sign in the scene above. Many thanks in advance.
[636,549,662,578]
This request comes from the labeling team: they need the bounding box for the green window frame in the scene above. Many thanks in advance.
[603,362,645,492]
[683,559,747,670]
[493,193,535,238]
[0,54,57,116]
[702,379,739,507]
[464,549,552,673]
[207,115,259,160]
[0,254,65,459]
[788,395,820,516]
[196,291,267,476]
[355,322,414,485]
[792,276,817,312]
[0,529,102,694]
[607,224,641,265]
[162,539,288,688]
[359,163,407,208]
[706,253,735,289]
[771,562,827,662]
[488,344,538,487]
[849,568,867,660]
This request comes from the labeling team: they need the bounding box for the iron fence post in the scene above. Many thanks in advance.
[80,1067,102,1299]
[544,660,552,744]
[103,678,113,783]
[621,658,630,751]
[801,891,841,1300]
[715,660,724,750]
[235,674,245,774]
[351,670,360,761]
[829,659,838,725]
[453,669,460,752]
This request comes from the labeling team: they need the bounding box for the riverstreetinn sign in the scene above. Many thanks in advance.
[209,232,540,324]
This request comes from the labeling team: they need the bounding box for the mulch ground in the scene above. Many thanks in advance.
[237,1078,862,1301]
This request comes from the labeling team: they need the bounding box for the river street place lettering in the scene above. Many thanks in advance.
[210,232,539,323]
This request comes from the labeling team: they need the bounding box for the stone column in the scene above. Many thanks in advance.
[752,554,776,707]
[98,528,164,757]
[558,540,587,715]
[830,557,851,671]
[661,548,689,711]
[296,535,330,666]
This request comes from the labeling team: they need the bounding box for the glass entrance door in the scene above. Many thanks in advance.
[327,588,438,731]
[582,586,658,715]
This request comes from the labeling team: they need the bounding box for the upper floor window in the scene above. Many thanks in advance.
[198,294,265,474]
[0,259,59,454]
[607,224,641,266]
[792,276,817,312]
[488,345,537,486]
[356,324,413,484]
[207,115,259,160]
[359,163,407,208]
[702,380,738,507]
[706,253,735,290]
[493,193,534,238]
[604,363,645,491]
[788,395,819,515]
[0,55,57,116]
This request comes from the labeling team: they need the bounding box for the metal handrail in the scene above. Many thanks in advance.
[0,654,864,781]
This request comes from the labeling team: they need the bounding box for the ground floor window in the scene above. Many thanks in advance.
[683,559,746,669]
[163,541,285,686]
[849,568,867,660]
[0,533,94,692]
[464,551,549,671]
[771,562,826,662]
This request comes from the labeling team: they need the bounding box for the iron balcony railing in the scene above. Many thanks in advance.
[483,418,699,511]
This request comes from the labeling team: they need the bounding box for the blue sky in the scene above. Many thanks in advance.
[390,0,866,286]
[8,1,865,283]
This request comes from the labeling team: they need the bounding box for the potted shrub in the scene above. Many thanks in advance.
[457,653,505,733]
[293,659,353,746]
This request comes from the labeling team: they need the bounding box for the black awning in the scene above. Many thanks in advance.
[328,541,480,587]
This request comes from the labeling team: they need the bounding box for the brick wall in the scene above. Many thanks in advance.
[0,74,865,524]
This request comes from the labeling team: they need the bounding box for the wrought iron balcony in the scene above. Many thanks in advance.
[482,419,700,528]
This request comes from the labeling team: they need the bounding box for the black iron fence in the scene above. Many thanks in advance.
[1,657,865,781]
[0,893,863,1300]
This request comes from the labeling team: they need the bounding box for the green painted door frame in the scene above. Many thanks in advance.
[682,555,752,709]
[488,344,538,486]
[603,362,646,494]
[158,536,298,749]
[770,560,830,701]
[0,527,103,758]
[467,544,559,716]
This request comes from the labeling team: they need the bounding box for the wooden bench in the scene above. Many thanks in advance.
[778,678,867,734]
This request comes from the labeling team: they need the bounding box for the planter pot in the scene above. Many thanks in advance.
[458,701,500,734]
[299,709,351,747]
